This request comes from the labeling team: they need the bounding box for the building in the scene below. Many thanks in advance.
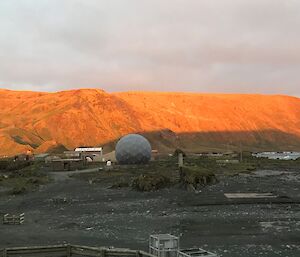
[252,152,300,160]
[62,147,103,163]
[102,150,116,162]
[14,154,33,161]
[151,149,159,160]
[74,147,103,162]
[50,158,84,171]
[199,152,224,157]
[64,151,81,158]
[45,146,103,171]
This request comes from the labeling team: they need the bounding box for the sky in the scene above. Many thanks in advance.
[0,0,300,96]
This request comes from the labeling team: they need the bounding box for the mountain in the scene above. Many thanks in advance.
[0,88,300,156]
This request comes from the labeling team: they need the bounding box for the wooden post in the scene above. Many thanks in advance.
[136,251,141,257]
[178,153,184,180]
[239,142,243,162]
[178,153,184,168]
[3,249,7,257]
[66,245,71,257]
[100,249,106,257]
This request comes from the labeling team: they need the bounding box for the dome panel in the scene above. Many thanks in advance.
[115,134,151,164]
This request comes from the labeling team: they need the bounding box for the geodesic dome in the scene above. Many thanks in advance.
[115,134,152,164]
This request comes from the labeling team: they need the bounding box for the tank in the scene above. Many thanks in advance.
[115,134,152,164]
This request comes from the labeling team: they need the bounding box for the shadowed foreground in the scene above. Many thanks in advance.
[0,168,299,257]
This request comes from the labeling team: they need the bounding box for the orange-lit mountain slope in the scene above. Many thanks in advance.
[0,88,300,156]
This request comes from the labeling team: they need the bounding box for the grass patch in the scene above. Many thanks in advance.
[71,158,179,191]
[132,174,171,191]
[69,154,300,192]
[218,163,257,176]
[0,161,50,195]
[181,165,218,189]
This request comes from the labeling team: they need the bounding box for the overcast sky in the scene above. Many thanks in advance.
[0,0,300,96]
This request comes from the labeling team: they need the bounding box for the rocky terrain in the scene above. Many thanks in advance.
[0,88,300,156]
[0,166,299,257]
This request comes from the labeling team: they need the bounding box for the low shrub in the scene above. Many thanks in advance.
[180,165,218,189]
[132,174,171,191]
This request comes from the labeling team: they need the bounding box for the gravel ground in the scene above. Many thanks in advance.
[0,169,299,257]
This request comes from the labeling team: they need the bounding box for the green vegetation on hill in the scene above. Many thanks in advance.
[0,160,50,195]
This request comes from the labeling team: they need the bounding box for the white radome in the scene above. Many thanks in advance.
[115,134,152,164]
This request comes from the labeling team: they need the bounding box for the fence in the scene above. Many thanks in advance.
[216,160,239,164]
[178,248,219,257]
[0,245,157,257]
[2,213,25,225]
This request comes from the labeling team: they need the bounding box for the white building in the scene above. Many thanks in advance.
[72,147,103,162]
[252,151,300,160]
[75,147,102,152]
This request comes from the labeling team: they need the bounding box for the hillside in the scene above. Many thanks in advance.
[0,88,300,156]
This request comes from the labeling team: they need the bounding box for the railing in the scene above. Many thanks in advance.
[0,245,157,257]
[2,213,25,225]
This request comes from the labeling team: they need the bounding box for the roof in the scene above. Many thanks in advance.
[75,147,102,152]
[51,159,82,162]
[150,234,178,240]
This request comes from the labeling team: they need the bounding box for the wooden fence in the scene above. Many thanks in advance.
[2,213,25,225]
[0,245,157,257]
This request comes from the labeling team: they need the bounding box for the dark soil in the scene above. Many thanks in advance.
[0,167,299,257]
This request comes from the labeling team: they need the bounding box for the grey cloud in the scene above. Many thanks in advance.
[0,0,299,96]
